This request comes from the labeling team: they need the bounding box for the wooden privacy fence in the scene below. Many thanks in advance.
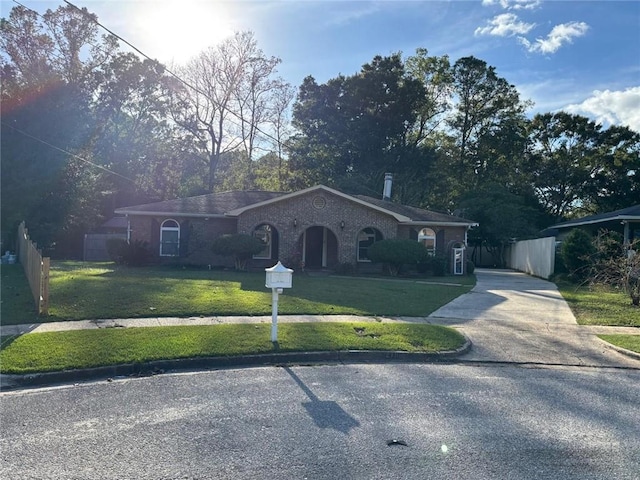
[16,221,50,315]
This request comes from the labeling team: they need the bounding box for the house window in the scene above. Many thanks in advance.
[253,224,272,259]
[357,227,382,262]
[160,219,180,256]
[418,228,436,255]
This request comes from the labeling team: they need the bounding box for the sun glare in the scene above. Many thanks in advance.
[135,1,235,65]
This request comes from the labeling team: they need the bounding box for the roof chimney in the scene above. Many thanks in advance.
[382,173,393,201]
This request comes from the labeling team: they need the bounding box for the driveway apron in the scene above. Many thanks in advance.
[429,269,639,368]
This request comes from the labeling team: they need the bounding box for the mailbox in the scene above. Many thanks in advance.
[265,261,293,289]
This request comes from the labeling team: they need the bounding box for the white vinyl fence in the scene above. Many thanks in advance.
[507,237,556,279]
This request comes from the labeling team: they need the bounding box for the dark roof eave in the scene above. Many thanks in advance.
[114,210,230,219]
[555,214,640,229]
[399,221,479,227]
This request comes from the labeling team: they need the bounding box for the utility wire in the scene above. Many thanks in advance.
[5,0,288,188]
[1,121,136,184]
[62,0,288,151]
[5,1,149,189]
[12,0,272,151]
[11,0,118,65]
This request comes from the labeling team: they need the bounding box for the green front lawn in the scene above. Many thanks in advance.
[598,334,640,354]
[0,322,466,374]
[556,279,640,354]
[556,280,640,327]
[1,264,39,322]
[2,261,475,325]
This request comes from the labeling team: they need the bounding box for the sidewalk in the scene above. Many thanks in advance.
[2,269,639,391]
[0,314,428,337]
[2,313,637,338]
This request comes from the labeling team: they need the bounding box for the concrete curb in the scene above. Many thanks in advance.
[0,340,472,391]
[595,336,640,361]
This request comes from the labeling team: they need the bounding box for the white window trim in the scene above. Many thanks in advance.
[160,219,180,257]
[253,225,272,260]
[357,228,382,262]
[418,227,436,255]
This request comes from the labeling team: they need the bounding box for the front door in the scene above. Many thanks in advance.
[304,226,324,268]
[302,226,338,269]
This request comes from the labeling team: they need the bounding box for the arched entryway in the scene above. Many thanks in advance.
[301,226,338,269]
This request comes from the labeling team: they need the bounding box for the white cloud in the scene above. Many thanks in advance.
[323,3,382,27]
[564,86,640,132]
[475,13,535,37]
[520,21,589,54]
[481,0,541,10]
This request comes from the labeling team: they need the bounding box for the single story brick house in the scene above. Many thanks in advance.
[114,177,477,274]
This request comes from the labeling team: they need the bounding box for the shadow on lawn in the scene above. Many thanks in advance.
[5,261,474,323]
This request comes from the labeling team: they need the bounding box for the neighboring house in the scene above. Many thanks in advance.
[114,176,477,274]
[546,204,640,247]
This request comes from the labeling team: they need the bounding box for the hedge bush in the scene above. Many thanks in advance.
[211,234,265,271]
[560,229,595,280]
[106,239,153,267]
[368,239,428,276]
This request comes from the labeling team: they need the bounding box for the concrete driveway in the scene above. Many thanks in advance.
[429,269,640,368]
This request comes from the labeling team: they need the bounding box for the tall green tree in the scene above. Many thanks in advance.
[405,48,453,141]
[448,56,529,190]
[289,53,427,195]
[0,6,55,93]
[525,112,639,220]
[587,124,640,213]
[91,53,198,206]
[0,5,114,251]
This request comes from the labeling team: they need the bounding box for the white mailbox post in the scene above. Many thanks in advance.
[265,261,293,342]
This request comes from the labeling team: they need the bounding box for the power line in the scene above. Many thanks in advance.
[5,0,290,189]
[1,121,136,184]
[62,0,289,152]
[11,0,119,68]
[12,0,270,148]
[5,1,148,189]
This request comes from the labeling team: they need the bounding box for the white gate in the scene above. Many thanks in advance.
[453,247,464,275]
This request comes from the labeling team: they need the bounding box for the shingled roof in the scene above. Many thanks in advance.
[115,186,476,225]
[115,191,286,217]
[354,195,476,225]
[553,204,640,229]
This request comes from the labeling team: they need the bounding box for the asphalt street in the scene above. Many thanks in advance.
[1,363,639,479]
[2,268,639,478]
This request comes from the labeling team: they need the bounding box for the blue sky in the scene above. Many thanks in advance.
[3,0,639,131]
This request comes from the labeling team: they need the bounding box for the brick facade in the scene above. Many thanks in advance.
[123,187,474,273]
[237,190,398,268]
[129,215,237,267]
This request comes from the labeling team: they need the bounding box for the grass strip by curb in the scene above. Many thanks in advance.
[0,322,465,374]
[598,334,640,354]
[556,281,640,327]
